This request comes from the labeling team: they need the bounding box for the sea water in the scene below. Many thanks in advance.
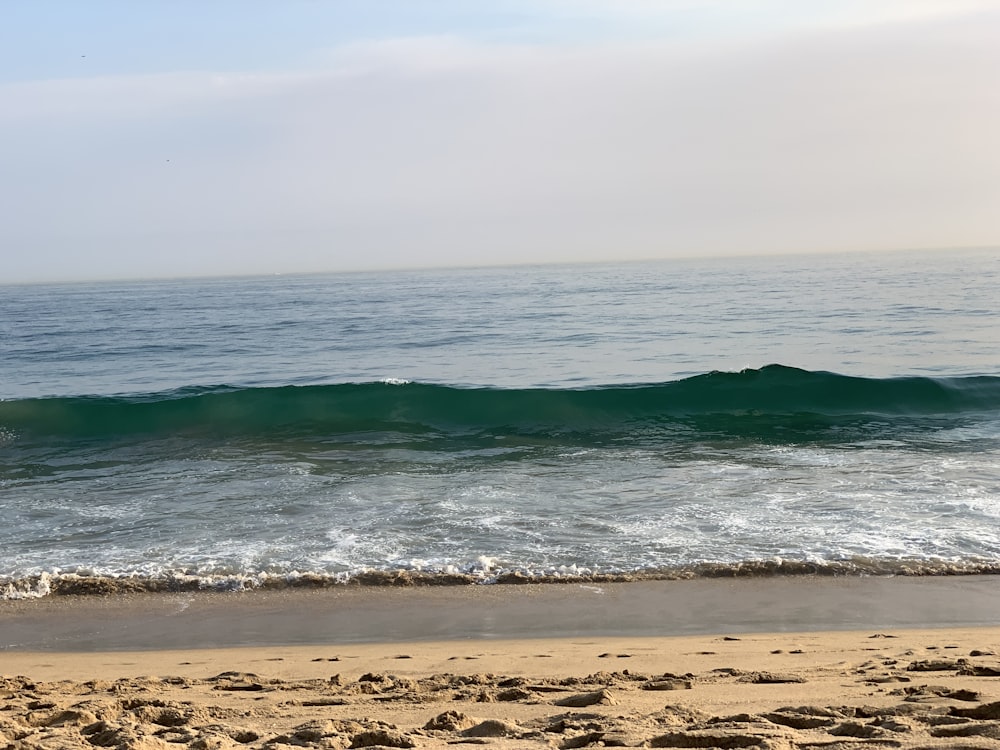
[2,248,999,597]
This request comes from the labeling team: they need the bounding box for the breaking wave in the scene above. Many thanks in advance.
[3,365,998,448]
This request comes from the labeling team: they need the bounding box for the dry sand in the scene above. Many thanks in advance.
[5,627,1000,749]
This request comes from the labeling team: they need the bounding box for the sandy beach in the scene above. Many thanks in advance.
[4,579,1000,748]
[5,627,1000,748]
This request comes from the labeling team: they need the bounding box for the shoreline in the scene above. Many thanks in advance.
[8,557,1000,600]
[4,575,1000,652]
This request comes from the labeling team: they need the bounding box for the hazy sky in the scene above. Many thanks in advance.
[2,1,998,282]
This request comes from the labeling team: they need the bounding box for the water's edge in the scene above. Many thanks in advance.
[7,558,1000,600]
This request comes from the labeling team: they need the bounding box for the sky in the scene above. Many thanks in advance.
[2,1,998,282]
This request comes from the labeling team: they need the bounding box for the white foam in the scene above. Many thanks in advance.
[1,571,52,600]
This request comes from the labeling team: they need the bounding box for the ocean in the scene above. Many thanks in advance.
[2,248,999,599]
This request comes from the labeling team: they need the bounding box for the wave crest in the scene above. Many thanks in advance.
[2,366,997,446]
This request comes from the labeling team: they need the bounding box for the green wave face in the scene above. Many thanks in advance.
[2,365,999,447]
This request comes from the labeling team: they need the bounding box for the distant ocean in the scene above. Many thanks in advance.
[2,248,999,599]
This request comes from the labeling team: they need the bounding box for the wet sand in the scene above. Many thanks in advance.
[4,578,1000,748]
[4,575,1000,651]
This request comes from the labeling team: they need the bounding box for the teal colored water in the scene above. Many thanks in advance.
[2,249,999,596]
